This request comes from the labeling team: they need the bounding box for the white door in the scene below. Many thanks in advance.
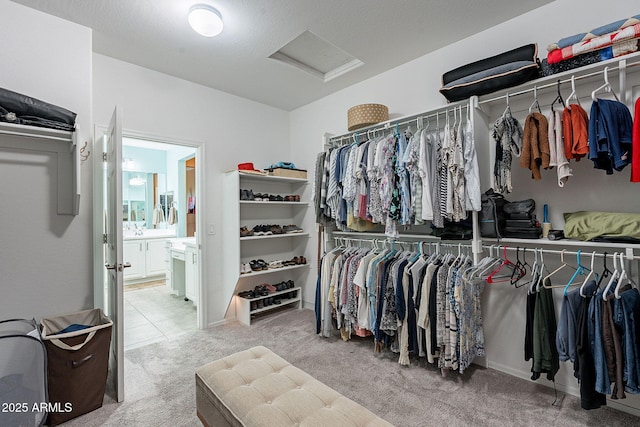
[103,106,125,402]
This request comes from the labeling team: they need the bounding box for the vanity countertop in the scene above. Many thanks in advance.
[124,229,177,240]
[168,237,196,253]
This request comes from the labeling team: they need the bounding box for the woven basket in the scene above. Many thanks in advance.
[347,103,388,131]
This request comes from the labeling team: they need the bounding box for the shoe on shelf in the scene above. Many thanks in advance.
[240,263,251,274]
[284,225,303,233]
[252,225,264,236]
[237,290,255,299]
[270,225,284,235]
[240,226,254,237]
[299,256,307,264]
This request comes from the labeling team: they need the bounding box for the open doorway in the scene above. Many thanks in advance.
[120,137,200,351]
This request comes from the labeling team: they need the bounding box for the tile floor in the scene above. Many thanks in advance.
[124,283,197,351]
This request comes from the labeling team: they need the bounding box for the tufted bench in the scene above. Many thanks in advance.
[195,346,393,427]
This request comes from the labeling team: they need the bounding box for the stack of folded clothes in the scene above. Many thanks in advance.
[542,14,640,76]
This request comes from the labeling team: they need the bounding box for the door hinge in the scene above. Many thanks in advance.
[102,152,107,162]
[103,233,108,244]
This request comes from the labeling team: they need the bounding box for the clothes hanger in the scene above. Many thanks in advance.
[595,251,613,292]
[579,251,598,297]
[614,252,628,299]
[563,250,589,295]
[487,246,518,284]
[591,66,620,102]
[502,92,512,118]
[509,247,526,286]
[513,248,532,288]
[566,76,581,109]
[550,80,566,112]
[603,252,621,300]
[528,86,542,114]
[543,249,577,287]
[526,249,540,294]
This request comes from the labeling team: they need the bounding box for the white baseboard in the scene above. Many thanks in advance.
[207,318,234,328]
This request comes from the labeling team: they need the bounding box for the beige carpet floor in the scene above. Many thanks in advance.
[61,308,639,426]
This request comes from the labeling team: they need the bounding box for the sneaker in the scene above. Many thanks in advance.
[240,226,254,237]
[252,225,265,236]
[284,225,303,233]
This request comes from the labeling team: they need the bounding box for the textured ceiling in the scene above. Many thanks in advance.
[11,0,552,110]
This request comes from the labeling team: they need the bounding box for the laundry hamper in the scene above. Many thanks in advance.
[40,309,112,426]
[0,318,48,427]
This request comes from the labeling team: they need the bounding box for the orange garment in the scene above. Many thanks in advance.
[563,105,590,161]
[521,112,550,180]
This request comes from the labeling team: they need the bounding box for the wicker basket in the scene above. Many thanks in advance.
[347,103,388,131]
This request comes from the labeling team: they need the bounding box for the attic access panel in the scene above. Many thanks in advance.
[269,30,363,82]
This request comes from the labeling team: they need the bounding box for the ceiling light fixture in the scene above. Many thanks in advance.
[188,4,223,37]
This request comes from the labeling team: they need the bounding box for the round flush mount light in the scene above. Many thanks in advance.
[188,4,223,37]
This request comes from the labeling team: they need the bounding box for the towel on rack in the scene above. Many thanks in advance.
[168,206,177,225]
[152,205,165,226]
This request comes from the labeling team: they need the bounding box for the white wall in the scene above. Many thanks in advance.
[92,54,291,325]
[289,0,640,414]
[0,0,92,320]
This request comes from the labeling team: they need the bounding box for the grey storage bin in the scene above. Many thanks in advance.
[0,318,48,427]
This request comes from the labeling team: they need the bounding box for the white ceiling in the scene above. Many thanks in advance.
[11,0,552,111]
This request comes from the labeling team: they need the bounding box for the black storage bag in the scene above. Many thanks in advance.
[0,87,76,131]
[479,189,509,238]
[502,199,542,239]
[440,44,541,102]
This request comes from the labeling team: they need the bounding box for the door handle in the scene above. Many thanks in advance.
[105,262,132,271]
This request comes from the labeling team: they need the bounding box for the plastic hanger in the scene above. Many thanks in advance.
[487,246,518,284]
[528,86,542,114]
[595,251,613,292]
[543,249,577,287]
[566,76,581,109]
[513,248,532,288]
[509,247,527,286]
[527,249,540,294]
[603,252,621,300]
[563,250,589,295]
[591,66,619,102]
[550,80,566,112]
[614,252,628,299]
[503,92,512,118]
[579,251,598,297]
[535,248,548,293]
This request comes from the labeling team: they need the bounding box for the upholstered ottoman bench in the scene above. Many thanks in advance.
[195,346,393,427]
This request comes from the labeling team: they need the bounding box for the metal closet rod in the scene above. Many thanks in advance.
[478,58,640,106]
[327,102,470,146]
[333,235,474,249]
[482,244,640,261]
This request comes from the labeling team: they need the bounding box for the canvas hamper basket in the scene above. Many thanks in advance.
[40,309,112,426]
[347,103,388,131]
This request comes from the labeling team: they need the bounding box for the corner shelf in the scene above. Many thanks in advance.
[222,170,310,323]
[235,286,302,326]
[0,122,79,215]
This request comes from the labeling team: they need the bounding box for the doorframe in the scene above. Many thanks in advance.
[92,126,208,330]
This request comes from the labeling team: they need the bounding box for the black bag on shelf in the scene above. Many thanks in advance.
[0,87,76,131]
[502,199,542,239]
[479,189,509,238]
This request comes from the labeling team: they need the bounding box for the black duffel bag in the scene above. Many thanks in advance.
[0,87,76,131]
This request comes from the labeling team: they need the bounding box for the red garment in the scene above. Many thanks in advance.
[632,97,640,182]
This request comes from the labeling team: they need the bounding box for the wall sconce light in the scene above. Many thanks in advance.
[188,4,224,37]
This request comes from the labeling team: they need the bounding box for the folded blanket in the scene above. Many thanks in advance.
[542,38,640,76]
[548,23,640,64]
[547,15,640,51]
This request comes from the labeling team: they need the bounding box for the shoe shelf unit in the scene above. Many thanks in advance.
[235,287,302,326]
[222,170,309,325]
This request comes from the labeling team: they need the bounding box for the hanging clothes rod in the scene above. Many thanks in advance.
[481,244,640,261]
[327,101,470,145]
[477,57,640,106]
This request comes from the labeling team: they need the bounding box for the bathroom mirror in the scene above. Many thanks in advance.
[123,171,168,228]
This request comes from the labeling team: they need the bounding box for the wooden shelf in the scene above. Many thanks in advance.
[240,232,309,241]
[239,263,309,277]
[240,200,309,206]
[235,287,302,326]
[238,171,308,183]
